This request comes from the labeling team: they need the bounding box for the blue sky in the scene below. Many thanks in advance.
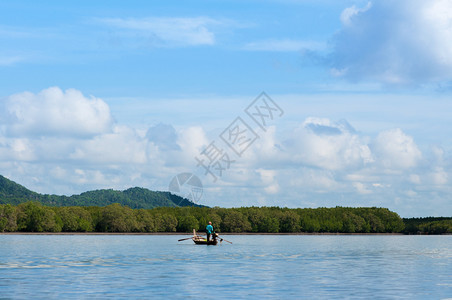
[0,0,451,217]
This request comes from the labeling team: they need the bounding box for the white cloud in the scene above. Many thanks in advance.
[0,88,450,216]
[409,174,421,185]
[288,168,340,191]
[353,182,372,194]
[331,0,452,85]
[257,169,280,194]
[2,87,114,138]
[69,125,147,164]
[177,126,209,160]
[287,117,372,171]
[430,167,448,185]
[0,138,36,161]
[340,2,372,26]
[98,17,219,47]
[372,128,422,170]
[146,123,180,151]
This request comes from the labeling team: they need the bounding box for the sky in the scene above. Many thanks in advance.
[0,0,451,217]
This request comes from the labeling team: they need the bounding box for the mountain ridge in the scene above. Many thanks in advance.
[0,175,202,208]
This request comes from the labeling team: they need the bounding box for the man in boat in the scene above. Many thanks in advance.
[206,221,214,241]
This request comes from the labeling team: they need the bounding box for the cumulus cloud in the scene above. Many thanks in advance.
[0,88,449,215]
[330,0,452,85]
[176,126,210,159]
[0,137,36,161]
[256,169,280,194]
[286,117,372,171]
[69,125,147,164]
[353,182,372,194]
[2,87,114,138]
[146,123,180,151]
[371,128,422,170]
[0,86,215,194]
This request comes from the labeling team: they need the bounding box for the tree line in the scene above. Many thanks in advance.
[403,217,452,234]
[0,202,430,233]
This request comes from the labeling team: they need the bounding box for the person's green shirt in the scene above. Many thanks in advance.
[206,224,213,234]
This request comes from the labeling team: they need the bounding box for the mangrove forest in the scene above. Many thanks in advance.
[1,202,450,234]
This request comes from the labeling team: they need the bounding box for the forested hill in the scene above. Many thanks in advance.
[0,175,201,209]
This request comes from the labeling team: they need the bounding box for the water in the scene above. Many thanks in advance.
[0,235,450,299]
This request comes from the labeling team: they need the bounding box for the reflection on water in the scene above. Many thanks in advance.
[0,235,450,299]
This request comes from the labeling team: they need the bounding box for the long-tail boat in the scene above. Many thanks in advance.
[177,229,232,245]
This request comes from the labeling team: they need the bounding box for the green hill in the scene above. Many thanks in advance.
[0,175,202,208]
[0,175,41,205]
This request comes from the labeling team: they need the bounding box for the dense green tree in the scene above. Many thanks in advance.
[177,215,199,232]
[98,204,138,232]
[16,202,61,232]
[403,218,452,234]
[260,216,280,233]
[154,213,178,232]
[4,201,448,234]
[246,208,267,232]
[55,207,93,232]
[422,220,452,234]
[135,209,158,232]
[220,210,252,232]
[300,215,320,232]
[0,204,17,232]
[279,210,301,233]
[372,208,405,232]
[342,212,366,233]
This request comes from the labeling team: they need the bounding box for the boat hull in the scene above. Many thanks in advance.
[193,239,218,245]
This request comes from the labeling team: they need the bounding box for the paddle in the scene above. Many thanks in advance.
[178,237,194,242]
[216,236,232,244]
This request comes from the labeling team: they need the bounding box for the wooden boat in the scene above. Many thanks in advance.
[177,229,221,245]
[193,236,218,245]
[192,229,219,245]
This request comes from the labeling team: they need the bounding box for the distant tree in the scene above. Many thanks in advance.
[373,208,405,232]
[98,204,138,232]
[16,202,62,232]
[158,214,178,232]
[279,210,301,232]
[55,207,93,232]
[342,212,366,233]
[0,201,419,234]
[221,210,252,232]
[135,209,157,232]
[419,220,452,234]
[300,215,321,233]
[260,216,280,233]
[177,215,199,232]
[0,204,17,232]
[246,208,267,232]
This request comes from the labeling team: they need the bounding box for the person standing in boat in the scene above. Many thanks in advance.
[206,221,214,241]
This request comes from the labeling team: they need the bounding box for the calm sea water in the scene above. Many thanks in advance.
[0,235,450,299]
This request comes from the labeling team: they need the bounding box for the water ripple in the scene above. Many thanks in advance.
[0,235,450,299]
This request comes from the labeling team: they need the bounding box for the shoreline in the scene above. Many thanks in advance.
[0,232,431,236]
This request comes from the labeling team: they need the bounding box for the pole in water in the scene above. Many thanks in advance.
[217,236,232,244]
[178,237,193,242]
